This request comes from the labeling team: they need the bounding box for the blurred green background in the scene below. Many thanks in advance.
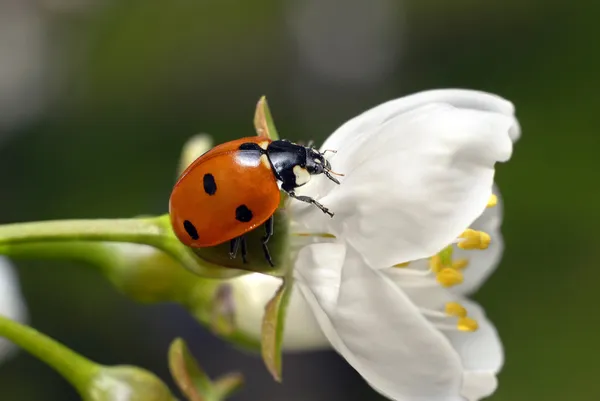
[0,0,597,400]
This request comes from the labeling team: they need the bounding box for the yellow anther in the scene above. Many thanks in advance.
[487,194,498,208]
[445,302,467,318]
[451,258,469,270]
[458,229,491,250]
[394,262,410,268]
[429,255,443,273]
[457,317,479,332]
[436,268,464,287]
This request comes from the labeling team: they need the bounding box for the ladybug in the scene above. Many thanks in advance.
[169,136,341,267]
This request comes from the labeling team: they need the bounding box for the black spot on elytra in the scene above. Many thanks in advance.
[235,204,253,223]
[239,142,263,151]
[183,220,199,240]
[203,173,217,195]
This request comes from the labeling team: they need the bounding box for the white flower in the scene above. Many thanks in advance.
[0,256,28,363]
[229,185,506,357]
[185,89,517,400]
[281,89,516,401]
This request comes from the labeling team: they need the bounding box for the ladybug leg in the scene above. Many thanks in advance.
[262,216,275,267]
[240,235,248,264]
[229,237,253,264]
[229,236,249,264]
[229,237,241,259]
[287,191,334,218]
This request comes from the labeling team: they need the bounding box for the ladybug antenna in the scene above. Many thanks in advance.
[324,168,343,185]
[326,169,344,177]
[322,149,337,155]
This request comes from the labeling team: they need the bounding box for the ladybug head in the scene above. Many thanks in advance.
[305,148,342,185]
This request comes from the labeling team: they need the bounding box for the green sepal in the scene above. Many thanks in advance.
[168,338,243,401]
[260,273,294,382]
[254,96,280,140]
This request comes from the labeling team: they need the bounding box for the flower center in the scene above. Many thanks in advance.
[391,193,499,333]
[290,194,498,334]
[395,193,497,285]
[392,245,470,288]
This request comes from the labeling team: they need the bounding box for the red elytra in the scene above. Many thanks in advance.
[169,136,341,266]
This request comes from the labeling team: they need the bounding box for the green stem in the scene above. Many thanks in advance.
[0,217,165,248]
[0,215,242,278]
[3,240,261,350]
[0,316,98,394]
[1,241,117,267]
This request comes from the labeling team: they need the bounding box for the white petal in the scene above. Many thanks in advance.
[383,269,503,400]
[383,267,448,310]
[461,371,498,401]
[445,299,503,373]
[319,89,520,155]
[296,103,514,269]
[448,300,503,401]
[382,184,505,296]
[385,269,504,372]
[294,243,464,401]
[228,273,328,351]
[451,185,505,296]
[0,257,28,363]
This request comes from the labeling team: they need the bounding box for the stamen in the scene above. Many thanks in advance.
[293,232,337,239]
[451,259,469,270]
[429,255,443,273]
[435,317,479,332]
[445,302,467,318]
[429,248,469,285]
[418,307,448,319]
[487,194,498,208]
[433,323,463,331]
[457,229,491,250]
[393,268,431,277]
[397,280,438,288]
[416,302,479,333]
[457,317,479,332]
[436,268,464,287]
[393,262,410,268]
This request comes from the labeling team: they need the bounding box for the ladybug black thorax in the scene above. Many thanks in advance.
[264,140,307,190]
[238,139,335,192]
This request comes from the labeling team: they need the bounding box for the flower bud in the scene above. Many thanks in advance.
[0,316,176,401]
[0,316,246,401]
[85,366,175,401]
[96,242,263,350]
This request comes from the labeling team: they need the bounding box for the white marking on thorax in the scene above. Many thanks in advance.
[293,165,311,186]
[260,154,272,169]
[259,141,269,150]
